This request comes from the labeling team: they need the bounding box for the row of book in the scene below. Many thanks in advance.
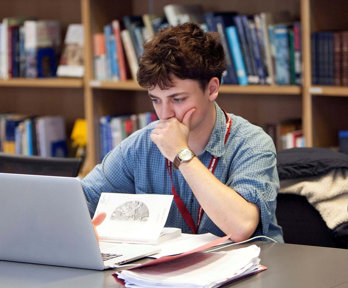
[311,30,348,86]
[93,4,302,86]
[265,118,305,151]
[0,114,68,157]
[0,17,84,79]
[100,112,157,160]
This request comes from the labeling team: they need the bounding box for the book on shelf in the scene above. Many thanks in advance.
[257,12,275,85]
[1,17,28,79]
[36,115,67,157]
[225,26,248,85]
[274,24,291,85]
[91,9,302,86]
[111,20,127,81]
[94,192,181,244]
[142,14,168,39]
[163,4,204,27]
[342,31,348,86]
[265,118,303,151]
[122,15,146,60]
[57,24,84,78]
[311,30,343,86]
[93,33,107,80]
[1,114,28,154]
[232,14,259,84]
[334,31,343,86]
[246,15,268,84]
[293,22,302,85]
[99,112,157,160]
[23,19,61,78]
[103,24,118,80]
[121,29,139,80]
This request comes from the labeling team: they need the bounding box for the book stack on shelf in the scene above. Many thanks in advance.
[0,18,61,79]
[265,118,304,151]
[92,4,302,86]
[99,112,157,160]
[0,114,68,157]
[311,30,348,86]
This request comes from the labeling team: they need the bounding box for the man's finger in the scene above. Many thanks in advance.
[182,108,196,128]
[92,212,107,226]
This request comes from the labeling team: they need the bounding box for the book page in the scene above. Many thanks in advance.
[95,193,173,244]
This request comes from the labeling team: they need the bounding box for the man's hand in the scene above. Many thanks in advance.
[151,108,196,161]
[92,212,106,243]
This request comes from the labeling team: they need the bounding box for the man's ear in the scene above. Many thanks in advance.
[207,77,220,102]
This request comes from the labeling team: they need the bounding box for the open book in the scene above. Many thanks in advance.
[94,193,181,244]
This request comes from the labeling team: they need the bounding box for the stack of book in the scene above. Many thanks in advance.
[265,118,304,151]
[92,4,302,86]
[311,30,348,86]
[99,112,157,160]
[0,113,67,157]
[0,18,61,79]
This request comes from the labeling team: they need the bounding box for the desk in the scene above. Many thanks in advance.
[1,242,348,288]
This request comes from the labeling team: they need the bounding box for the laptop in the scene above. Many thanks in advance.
[0,173,159,270]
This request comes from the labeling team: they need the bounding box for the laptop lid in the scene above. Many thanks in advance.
[0,173,158,270]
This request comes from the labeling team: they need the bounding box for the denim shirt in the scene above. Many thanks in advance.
[82,102,284,243]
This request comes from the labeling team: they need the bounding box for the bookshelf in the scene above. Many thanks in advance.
[0,0,347,174]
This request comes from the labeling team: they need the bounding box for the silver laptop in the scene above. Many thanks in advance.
[0,173,159,270]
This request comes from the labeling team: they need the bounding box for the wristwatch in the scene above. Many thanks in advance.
[173,148,196,169]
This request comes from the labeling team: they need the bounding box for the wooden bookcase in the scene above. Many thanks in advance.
[1,0,347,175]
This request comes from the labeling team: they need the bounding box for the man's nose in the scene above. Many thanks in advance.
[160,103,174,120]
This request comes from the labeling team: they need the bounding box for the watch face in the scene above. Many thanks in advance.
[179,149,193,161]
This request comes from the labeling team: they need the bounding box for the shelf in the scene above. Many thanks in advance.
[219,85,302,95]
[0,78,84,88]
[89,80,145,91]
[309,86,348,97]
[89,80,302,95]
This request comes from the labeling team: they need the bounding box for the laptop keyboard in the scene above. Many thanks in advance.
[102,253,123,261]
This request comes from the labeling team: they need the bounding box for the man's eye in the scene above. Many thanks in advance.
[151,98,160,104]
[173,98,183,103]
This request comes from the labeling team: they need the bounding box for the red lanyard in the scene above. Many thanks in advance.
[166,111,232,234]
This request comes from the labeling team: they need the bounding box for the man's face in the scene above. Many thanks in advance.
[148,77,213,130]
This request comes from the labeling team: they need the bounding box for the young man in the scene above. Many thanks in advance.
[82,23,283,243]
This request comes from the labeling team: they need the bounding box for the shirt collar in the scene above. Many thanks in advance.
[204,102,229,157]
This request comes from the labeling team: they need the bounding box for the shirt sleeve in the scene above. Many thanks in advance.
[81,141,136,216]
[226,128,279,237]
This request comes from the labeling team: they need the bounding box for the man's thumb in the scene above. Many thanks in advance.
[182,108,196,128]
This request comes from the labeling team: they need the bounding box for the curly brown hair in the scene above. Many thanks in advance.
[137,22,226,91]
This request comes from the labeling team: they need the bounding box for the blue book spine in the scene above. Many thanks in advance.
[213,15,238,85]
[26,120,33,156]
[109,32,120,81]
[311,33,317,85]
[327,32,334,86]
[233,15,255,83]
[100,116,109,160]
[226,26,248,85]
[274,25,290,85]
[247,17,267,84]
[204,12,218,32]
[240,15,259,84]
[14,125,22,154]
[37,47,56,78]
[103,25,113,79]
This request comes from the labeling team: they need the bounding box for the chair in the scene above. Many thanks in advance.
[0,153,83,177]
[276,193,341,248]
[276,147,348,248]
